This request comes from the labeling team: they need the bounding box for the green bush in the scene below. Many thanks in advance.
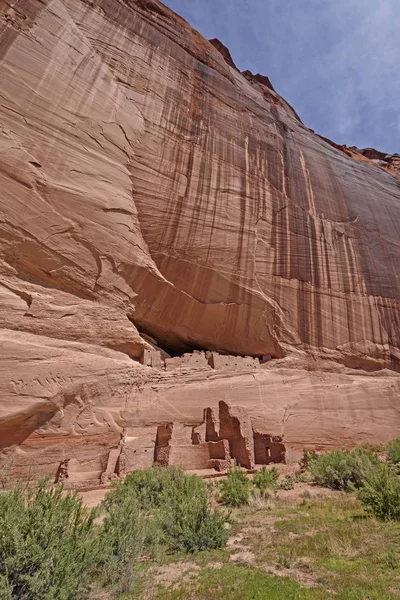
[103,467,229,556]
[220,466,250,507]
[387,437,400,465]
[103,465,186,512]
[308,447,380,491]
[294,471,313,484]
[158,474,229,552]
[253,467,279,493]
[101,492,146,593]
[0,481,100,600]
[299,448,318,472]
[277,475,295,490]
[358,463,400,520]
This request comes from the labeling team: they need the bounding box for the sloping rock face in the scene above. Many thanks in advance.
[1,0,400,478]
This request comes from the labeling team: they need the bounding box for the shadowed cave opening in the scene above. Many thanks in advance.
[131,320,276,364]
[130,320,201,358]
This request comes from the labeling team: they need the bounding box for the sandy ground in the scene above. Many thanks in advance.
[79,488,109,507]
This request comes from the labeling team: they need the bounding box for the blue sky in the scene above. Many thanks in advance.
[162,0,399,154]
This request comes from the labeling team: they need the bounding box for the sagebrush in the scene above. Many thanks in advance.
[277,474,295,490]
[253,467,279,492]
[0,481,100,600]
[308,447,380,490]
[387,437,400,465]
[358,463,400,520]
[103,466,229,555]
[220,465,250,507]
[0,468,230,599]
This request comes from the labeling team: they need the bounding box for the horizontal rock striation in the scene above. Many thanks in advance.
[0,0,399,478]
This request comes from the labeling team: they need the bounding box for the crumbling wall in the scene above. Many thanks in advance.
[155,422,196,467]
[165,350,209,371]
[205,407,220,441]
[58,457,105,488]
[100,447,121,484]
[192,421,206,444]
[140,348,163,369]
[55,443,111,488]
[53,400,286,483]
[208,353,259,370]
[208,439,230,460]
[168,444,212,470]
[218,401,255,469]
[192,407,219,443]
[254,432,286,465]
[117,427,157,475]
[154,423,173,466]
[142,349,261,372]
[154,421,232,471]
[208,439,231,471]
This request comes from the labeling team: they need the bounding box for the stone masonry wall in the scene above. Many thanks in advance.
[218,401,255,469]
[254,432,286,464]
[208,353,259,370]
[147,349,261,372]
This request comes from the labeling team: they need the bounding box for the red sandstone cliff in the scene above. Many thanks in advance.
[0,0,399,479]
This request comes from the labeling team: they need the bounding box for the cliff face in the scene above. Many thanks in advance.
[1,0,399,478]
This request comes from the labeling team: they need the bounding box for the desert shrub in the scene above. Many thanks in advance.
[220,466,250,507]
[158,474,229,552]
[101,492,146,593]
[103,465,186,512]
[294,471,313,483]
[308,447,380,491]
[248,487,275,510]
[387,437,400,465]
[206,480,221,505]
[253,467,279,493]
[358,463,400,520]
[360,441,386,453]
[103,467,229,557]
[299,448,318,472]
[277,475,295,490]
[0,480,100,600]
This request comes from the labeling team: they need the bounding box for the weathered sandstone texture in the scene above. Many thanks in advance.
[0,0,400,480]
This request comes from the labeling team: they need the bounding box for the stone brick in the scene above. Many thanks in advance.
[168,443,211,470]
[208,352,259,370]
[100,447,121,484]
[254,432,286,465]
[209,439,230,460]
[218,401,255,469]
[165,351,209,371]
[118,426,157,475]
[140,348,163,369]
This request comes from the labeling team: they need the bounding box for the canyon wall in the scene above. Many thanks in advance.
[0,0,399,478]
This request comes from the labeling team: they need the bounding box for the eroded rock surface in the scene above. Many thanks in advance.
[1,0,400,479]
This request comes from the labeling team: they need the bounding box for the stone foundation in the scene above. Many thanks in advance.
[52,401,286,487]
